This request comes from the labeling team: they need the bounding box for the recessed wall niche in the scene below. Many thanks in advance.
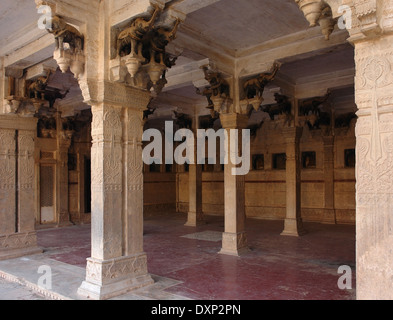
[345,149,356,168]
[273,153,286,170]
[302,152,317,169]
[252,154,264,170]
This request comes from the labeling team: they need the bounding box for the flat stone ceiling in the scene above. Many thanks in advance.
[182,0,309,52]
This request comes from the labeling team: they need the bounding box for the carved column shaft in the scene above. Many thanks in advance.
[0,128,16,236]
[89,103,124,261]
[354,33,393,300]
[281,126,306,236]
[122,107,144,255]
[18,130,36,232]
[219,113,249,256]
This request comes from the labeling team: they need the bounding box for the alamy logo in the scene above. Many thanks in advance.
[37,5,52,30]
[337,265,352,290]
[337,5,352,31]
[37,265,52,290]
[143,121,251,176]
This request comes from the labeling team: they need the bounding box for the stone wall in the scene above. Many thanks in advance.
[144,172,177,216]
[177,119,356,225]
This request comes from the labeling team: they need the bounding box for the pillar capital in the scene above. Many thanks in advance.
[79,80,152,111]
[219,113,249,130]
[282,126,303,142]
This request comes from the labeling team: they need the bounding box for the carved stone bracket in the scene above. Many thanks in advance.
[195,65,232,114]
[4,70,68,117]
[110,6,182,94]
[47,15,86,79]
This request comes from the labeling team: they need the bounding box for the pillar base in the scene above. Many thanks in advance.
[219,232,250,257]
[58,212,73,227]
[321,209,337,225]
[281,218,307,237]
[0,232,43,261]
[77,253,154,300]
[185,211,206,227]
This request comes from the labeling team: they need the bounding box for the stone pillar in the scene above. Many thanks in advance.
[57,122,72,226]
[354,33,393,300]
[281,126,306,236]
[78,84,153,300]
[0,116,42,260]
[122,107,146,256]
[185,115,204,227]
[322,135,336,224]
[219,113,249,256]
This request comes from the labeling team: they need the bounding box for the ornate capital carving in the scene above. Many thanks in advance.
[110,5,182,94]
[79,79,152,111]
[46,15,86,79]
[220,113,249,130]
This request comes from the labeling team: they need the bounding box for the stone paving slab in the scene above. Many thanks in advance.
[0,254,190,300]
[0,277,49,300]
[181,231,223,242]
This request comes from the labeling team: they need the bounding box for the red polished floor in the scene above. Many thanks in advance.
[37,213,356,300]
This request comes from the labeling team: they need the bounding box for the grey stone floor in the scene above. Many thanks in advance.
[0,254,189,300]
[0,277,50,300]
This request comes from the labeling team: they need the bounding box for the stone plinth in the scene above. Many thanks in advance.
[78,254,153,300]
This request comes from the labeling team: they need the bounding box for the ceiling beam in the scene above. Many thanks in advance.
[4,34,55,69]
[236,29,350,78]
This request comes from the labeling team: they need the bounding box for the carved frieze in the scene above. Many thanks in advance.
[0,233,38,250]
[85,254,149,285]
[0,129,16,190]
[18,132,35,191]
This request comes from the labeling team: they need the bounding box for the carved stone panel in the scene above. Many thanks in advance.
[354,35,393,300]
[18,131,36,233]
[0,129,16,236]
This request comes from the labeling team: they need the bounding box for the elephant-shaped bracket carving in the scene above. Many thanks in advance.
[47,15,85,78]
[243,62,281,100]
[117,5,161,57]
[27,74,51,100]
[111,5,182,93]
[48,16,84,54]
